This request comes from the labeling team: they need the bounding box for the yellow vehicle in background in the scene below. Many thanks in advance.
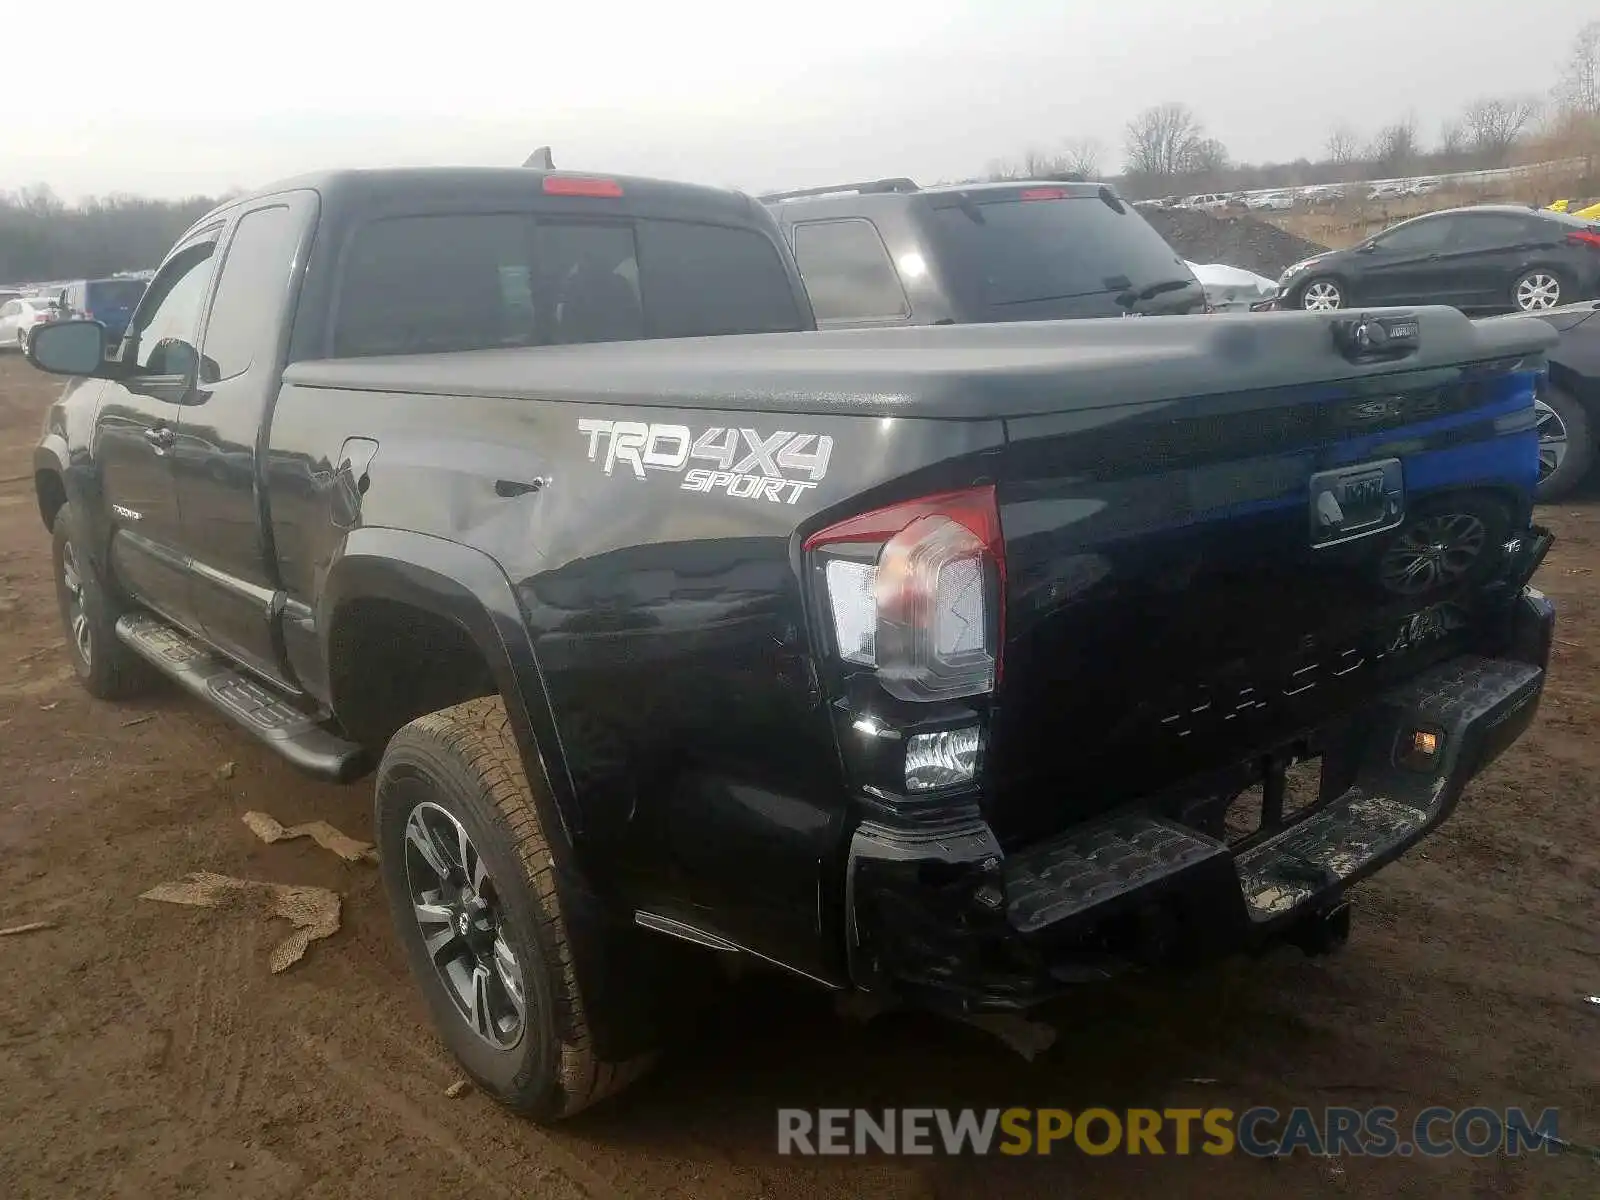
[1547,198,1600,220]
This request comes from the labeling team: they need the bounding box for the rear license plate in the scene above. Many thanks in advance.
[1309,458,1403,548]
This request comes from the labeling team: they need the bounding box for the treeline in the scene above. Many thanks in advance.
[986,20,1600,199]
[0,186,227,284]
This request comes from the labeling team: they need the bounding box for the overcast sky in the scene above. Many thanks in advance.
[5,1,1585,202]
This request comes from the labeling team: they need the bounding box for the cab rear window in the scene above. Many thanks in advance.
[331,213,803,358]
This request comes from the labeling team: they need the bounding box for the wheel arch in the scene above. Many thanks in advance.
[32,442,70,533]
[1546,362,1600,439]
[318,527,682,1062]
[319,529,579,850]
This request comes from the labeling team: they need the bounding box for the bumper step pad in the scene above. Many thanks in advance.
[1002,654,1545,937]
[1006,816,1229,935]
[1234,791,1427,918]
[116,612,366,781]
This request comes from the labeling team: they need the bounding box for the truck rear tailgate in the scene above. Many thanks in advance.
[986,317,1548,845]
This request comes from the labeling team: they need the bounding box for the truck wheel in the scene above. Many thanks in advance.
[1534,385,1593,502]
[374,696,653,1121]
[51,504,151,700]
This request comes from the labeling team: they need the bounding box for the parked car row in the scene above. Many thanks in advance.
[0,294,63,351]
[1144,179,1440,212]
[0,277,148,348]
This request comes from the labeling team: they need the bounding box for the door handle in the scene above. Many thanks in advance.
[144,426,176,451]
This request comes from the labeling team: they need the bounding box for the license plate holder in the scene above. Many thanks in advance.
[1309,458,1403,548]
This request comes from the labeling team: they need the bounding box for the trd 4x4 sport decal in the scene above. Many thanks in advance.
[577,419,833,504]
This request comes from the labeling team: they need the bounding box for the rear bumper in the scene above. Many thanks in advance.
[844,586,1554,1013]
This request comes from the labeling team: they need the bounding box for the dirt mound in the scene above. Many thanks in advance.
[1144,207,1327,279]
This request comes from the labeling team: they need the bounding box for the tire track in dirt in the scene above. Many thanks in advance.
[291,1028,589,1200]
[175,918,262,1131]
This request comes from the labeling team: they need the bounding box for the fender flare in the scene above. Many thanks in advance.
[32,437,71,530]
[318,527,580,852]
[317,528,683,1060]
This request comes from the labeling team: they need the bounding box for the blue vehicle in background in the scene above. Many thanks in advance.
[54,277,149,342]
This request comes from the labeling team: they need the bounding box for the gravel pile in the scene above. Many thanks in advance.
[1142,207,1328,279]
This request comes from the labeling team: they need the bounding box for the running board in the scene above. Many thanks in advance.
[115,611,368,782]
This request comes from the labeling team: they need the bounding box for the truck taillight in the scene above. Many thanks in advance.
[805,486,1004,702]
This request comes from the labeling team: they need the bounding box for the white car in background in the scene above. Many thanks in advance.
[1183,260,1279,312]
[0,295,61,352]
[1246,193,1295,211]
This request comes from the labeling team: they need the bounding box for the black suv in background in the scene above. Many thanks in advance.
[760,178,1206,325]
[1276,205,1600,315]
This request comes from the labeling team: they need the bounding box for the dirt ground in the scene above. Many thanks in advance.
[1,355,1597,1200]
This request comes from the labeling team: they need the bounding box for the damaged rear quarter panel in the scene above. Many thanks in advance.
[270,379,1005,980]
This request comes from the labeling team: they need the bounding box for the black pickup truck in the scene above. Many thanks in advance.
[28,166,1557,1122]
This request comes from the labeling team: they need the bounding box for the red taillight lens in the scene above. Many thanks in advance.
[806,486,1004,702]
[1019,187,1066,201]
[1567,229,1600,250]
[542,175,624,198]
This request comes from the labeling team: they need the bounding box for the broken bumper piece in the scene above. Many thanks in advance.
[846,628,1549,1014]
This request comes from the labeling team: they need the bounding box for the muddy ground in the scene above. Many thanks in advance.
[0,354,1596,1199]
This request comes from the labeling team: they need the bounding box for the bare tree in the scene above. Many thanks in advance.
[1060,136,1103,180]
[1463,96,1542,163]
[1325,125,1360,165]
[1367,115,1420,176]
[1438,119,1466,158]
[1124,103,1206,179]
[1556,20,1600,116]
[17,184,64,217]
[1020,148,1067,179]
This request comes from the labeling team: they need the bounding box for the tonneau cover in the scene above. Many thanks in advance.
[282,308,1557,421]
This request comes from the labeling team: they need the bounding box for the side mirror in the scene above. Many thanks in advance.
[26,320,110,377]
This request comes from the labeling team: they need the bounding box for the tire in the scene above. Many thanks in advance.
[1511,269,1565,312]
[375,696,654,1121]
[51,503,152,700]
[1534,384,1594,502]
[1298,277,1344,311]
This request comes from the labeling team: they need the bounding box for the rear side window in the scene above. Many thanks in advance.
[333,214,530,357]
[331,213,801,358]
[926,194,1187,309]
[634,219,802,337]
[1452,214,1534,250]
[791,219,909,322]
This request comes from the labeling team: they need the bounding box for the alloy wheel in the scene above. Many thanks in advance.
[1534,396,1568,483]
[1301,281,1342,311]
[61,541,91,667]
[1379,513,1487,596]
[404,801,527,1049]
[1514,273,1561,311]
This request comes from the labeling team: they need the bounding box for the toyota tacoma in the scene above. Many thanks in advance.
[27,166,1557,1121]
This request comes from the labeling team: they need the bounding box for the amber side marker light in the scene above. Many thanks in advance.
[1413,730,1439,757]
